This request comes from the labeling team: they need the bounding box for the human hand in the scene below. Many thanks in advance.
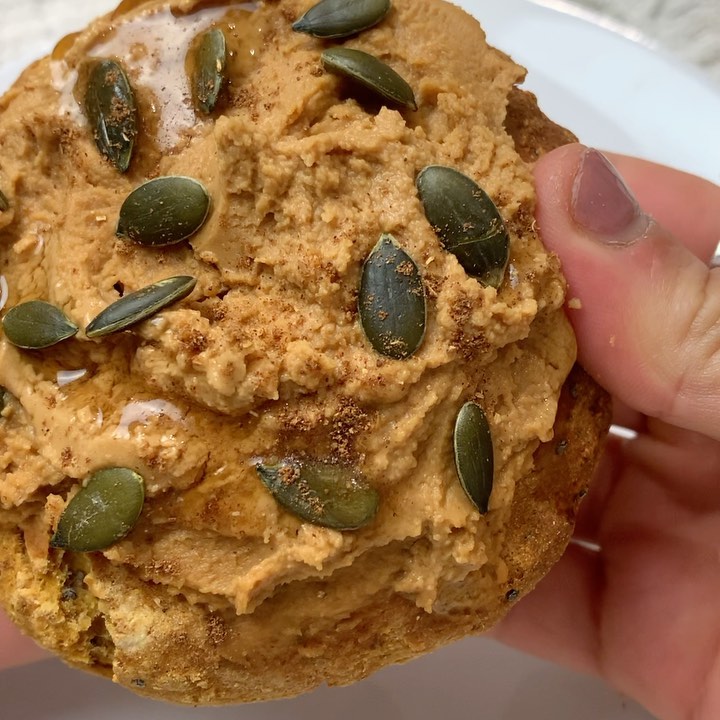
[0,608,46,669]
[494,144,720,720]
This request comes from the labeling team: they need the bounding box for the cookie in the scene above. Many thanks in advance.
[0,0,610,703]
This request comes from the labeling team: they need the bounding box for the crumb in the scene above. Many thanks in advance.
[567,297,582,310]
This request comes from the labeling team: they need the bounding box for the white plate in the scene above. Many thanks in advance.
[467,0,720,184]
[2,1,717,717]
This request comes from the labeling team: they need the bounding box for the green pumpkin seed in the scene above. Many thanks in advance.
[50,467,145,552]
[321,47,416,110]
[256,458,379,530]
[192,28,227,114]
[2,301,78,349]
[0,190,8,212]
[116,176,210,247]
[358,233,425,359]
[86,276,196,338]
[453,401,494,514]
[84,59,138,173]
[293,0,391,38]
[416,165,510,288]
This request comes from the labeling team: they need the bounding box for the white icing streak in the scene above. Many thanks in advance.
[0,275,8,311]
[56,368,88,387]
[113,399,185,439]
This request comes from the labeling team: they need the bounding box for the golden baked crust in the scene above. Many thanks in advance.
[1,367,608,704]
[505,86,578,163]
[0,0,610,704]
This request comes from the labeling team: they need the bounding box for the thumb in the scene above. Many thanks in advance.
[534,144,720,440]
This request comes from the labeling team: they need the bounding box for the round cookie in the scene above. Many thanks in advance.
[0,0,610,704]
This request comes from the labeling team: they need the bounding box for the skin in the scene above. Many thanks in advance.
[2,147,719,720]
[495,146,720,720]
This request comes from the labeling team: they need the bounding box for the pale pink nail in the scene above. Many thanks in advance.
[571,149,643,242]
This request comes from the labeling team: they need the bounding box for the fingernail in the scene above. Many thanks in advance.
[571,149,644,243]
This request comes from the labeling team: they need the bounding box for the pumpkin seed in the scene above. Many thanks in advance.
[359,233,425,359]
[192,28,227,114]
[86,276,196,338]
[416,165,510,288]
[50,467,145,552]
[453,401,494,514]
[84,59,138,173]
[293,0,391,38]
[321,47,416,110]
[256,458,379,530]
[2,301,78,349]
[116,176,210,247]
[0,190,8,212]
